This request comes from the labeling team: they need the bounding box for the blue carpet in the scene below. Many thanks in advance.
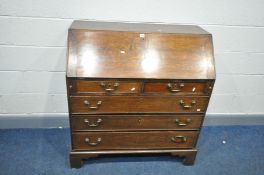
[0,126,264,175]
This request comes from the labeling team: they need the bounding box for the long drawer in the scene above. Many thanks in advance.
[72,131,198,150]
[71,115,203,131]
[70,96,209,114]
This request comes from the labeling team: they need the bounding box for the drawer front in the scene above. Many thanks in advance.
[72,131,198,150]
[70,96,209,114]
[71,115,203,131]
[68,80,141,94]
[144,82,210,95]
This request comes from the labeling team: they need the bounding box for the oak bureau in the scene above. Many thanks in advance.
[66,20,216,168]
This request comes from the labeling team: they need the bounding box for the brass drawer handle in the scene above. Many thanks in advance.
[179,100,196,109]
[175,118,192,126]
[171,136,187,143]
[167,83,184,92]
[84,137,101,146]
[84,118,102,127]
[100,82,119,92]
[83,100,102,110]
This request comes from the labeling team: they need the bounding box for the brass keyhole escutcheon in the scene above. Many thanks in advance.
[138,118,143,125]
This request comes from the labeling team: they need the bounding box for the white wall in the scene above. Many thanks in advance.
[1,0,264,117]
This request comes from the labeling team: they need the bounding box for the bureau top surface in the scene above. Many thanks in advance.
[67,20,216,80]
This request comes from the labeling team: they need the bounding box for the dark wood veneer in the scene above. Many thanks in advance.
[71,115,203,131]
[72,80,142,94]
[72,131,198,150]
[70,96,209,114]
[66,20,215,168]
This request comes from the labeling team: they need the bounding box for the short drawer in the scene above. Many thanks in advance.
[72,131,198,150]
[70,96,209,114]
[144,82,212,95]
[68,80,141,94]
[71,115,203,131]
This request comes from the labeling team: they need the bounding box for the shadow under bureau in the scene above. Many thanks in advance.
[66,20,216,168]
